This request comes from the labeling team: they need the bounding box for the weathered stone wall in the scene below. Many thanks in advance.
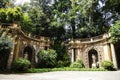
[0,24,50,69]
[68,33,118,68]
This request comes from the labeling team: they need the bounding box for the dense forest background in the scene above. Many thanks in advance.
[1,0,120,39]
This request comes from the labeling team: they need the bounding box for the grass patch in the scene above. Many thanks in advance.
[0,67,107,73]
[26,67,106,73]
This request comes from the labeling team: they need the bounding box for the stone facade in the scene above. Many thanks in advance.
[68,33,118,68]
[0,23,50,69]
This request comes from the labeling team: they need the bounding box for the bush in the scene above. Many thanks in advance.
[109,20,120,43]
[76,59,85,67]
[12,58,31,71]
[62,54,71,67]
[101,61,114,70]
[70,60,84,68]
[37,49,57,68]
[57,60,64,67]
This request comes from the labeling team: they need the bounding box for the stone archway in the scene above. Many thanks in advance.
[82,45,103,68]
[23,45,35,67]
[23,46,33,62]
[88,49,99,68]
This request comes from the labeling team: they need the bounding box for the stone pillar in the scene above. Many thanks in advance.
[103,43,111,61]
[71,49,74,62]
[7,37,15,70]
[77,48,80,60]
[110,43,118,69]
[7,43,15,69]
[77,48,82,60]
[15,37,20,59]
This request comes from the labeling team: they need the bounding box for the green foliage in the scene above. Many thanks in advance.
[101,61,114,70]
[70,62,82,68]
[20,13,34,33]
[0,7,23,23]
[28,6,50,35]
[70,60,84,68]
[109,20,120,43]
[27,67,106,73]
[12,58,31,71]
[52,41,70,67]
[16,0,120,39]
[56,60,64,68]
[0,36,12,70]
[0,8,7,22]
[70,0,96,17]
[0,0,10,8]
[37,49,57,68]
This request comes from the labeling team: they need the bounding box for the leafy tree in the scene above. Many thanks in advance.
[0,0,14,8]
[0,0,10,8]
[27,5,51,35]
[0,7,23,23]
[109,20,120,43]
[20,13,34,33]
[7,7,23,22]
[0,8,7,23]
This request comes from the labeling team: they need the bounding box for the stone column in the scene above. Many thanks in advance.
[7,41,15,69]
[15,37,20,59]
[71,49,74,62]
[77,48,80,60]
[103,43,111,61]
[77,48,82,60]
[7,37,15,69]
[110,43,118,69]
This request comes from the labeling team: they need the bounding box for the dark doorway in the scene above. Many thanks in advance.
[88,49,98,68]
[73,48,76,62]
[23,46,33,62]
[0,48,10,70]
[114,42,120,68]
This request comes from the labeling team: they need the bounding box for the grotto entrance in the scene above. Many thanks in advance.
[88,49,99,68]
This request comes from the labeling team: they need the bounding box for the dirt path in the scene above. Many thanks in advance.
[0,71,120,80]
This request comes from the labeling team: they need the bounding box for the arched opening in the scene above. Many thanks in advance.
[23,46,33,62]
[88,49,99,68]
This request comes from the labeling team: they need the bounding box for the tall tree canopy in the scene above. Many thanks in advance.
[0,0,14,8]
[14,0,120,39]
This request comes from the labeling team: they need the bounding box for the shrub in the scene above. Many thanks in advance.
[12,58,31,71]
[76,59,85,67]
[57,60,64,67]
[37,49,57,68]
[62,54,71,67]
[101,61,114,70]
[70,62,82,68]
[70,60,84,68]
